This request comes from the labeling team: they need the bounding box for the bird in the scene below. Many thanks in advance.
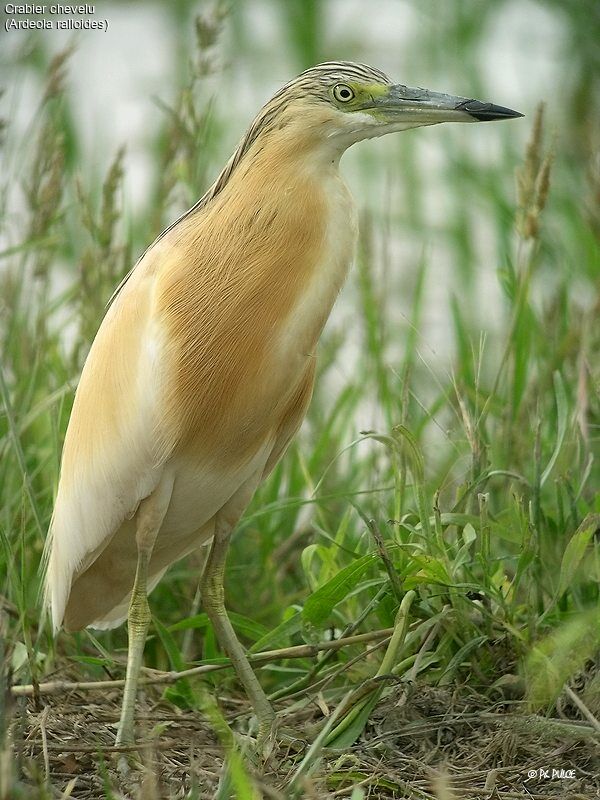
[44,61,522,746]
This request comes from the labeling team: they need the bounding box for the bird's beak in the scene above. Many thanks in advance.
[373,84,523,124]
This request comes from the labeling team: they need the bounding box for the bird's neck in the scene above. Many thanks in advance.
[194,113,349,220]
[216,128,357,355]
[243,132,342,186]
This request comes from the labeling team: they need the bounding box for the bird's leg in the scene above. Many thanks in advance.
[201,517,275,741]
[116,474,174,747]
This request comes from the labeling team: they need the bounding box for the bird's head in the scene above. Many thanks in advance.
[257,61,522,155]
[200,61,522,207]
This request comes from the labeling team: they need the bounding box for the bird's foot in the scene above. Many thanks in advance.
[113,726,143,776]
[116,744,144,777]
[117,753,132,778]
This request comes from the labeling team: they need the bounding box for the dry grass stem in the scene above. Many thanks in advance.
[11,627,394,698]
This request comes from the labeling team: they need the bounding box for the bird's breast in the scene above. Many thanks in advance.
[272,171,357,367]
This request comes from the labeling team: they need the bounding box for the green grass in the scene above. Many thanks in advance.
[1,4,599,798]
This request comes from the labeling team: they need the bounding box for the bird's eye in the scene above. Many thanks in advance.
[333,84,355,103]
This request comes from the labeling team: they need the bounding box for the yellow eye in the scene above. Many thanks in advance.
[333,83,355,103]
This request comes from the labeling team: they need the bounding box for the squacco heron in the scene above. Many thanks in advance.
[44,62,521,745]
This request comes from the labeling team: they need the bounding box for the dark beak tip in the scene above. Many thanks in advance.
[459,99,524,122]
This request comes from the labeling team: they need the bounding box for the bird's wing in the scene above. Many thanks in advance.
[44,243,172,630]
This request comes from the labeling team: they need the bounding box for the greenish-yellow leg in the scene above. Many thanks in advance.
[201,520,275,740]
[115,551,152,747]
[115,475,173,747]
